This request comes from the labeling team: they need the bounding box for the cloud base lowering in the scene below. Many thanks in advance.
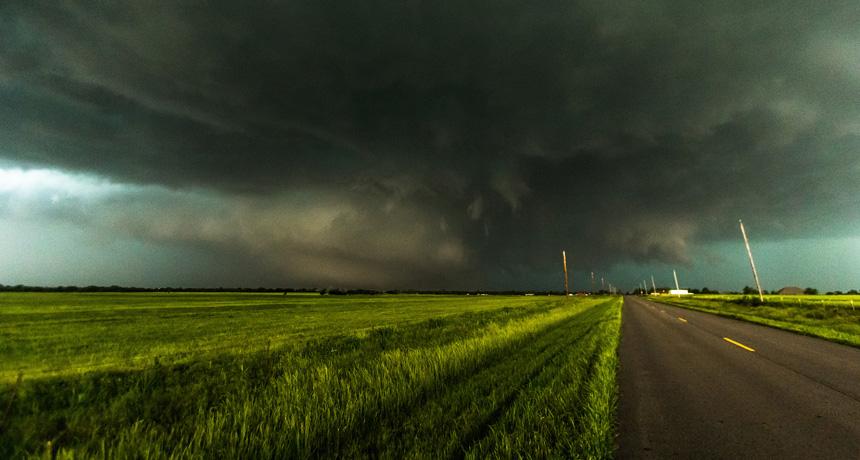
[1,1,859,290]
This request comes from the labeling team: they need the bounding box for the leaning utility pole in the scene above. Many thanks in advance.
[673,269,680,291]
[651,275,657,294]
[562,250,570,296]
[739,219,764,302]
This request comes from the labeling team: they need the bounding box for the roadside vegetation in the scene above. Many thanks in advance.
[650,294,860,347]
[0,293,622,458]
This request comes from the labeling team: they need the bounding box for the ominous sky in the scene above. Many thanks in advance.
[2,1,859,291]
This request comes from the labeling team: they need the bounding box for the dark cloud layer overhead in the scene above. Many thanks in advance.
[2,1,859,289]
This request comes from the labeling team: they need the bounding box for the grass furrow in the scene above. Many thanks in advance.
[376,302,611,459]
[0,294,623,459]
[0,294,561,383]
[153,301,600,459]
[466,297,621,459]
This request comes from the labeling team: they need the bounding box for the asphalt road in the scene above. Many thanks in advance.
[617,295,860,459]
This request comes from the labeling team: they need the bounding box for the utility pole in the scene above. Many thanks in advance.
[651,275,657,294]
[673,269,680,291]
[562,250,569,296]
[739,219,764,302]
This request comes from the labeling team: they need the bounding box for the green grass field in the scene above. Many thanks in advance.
[649,294,860,347]
[0,293,622,459]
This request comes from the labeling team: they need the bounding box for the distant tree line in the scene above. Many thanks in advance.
[641,286,859,295]
[0,284,318,293]
[687,287,719,294]
[5,283,854,296]
[319,288,579,296]
[0,284,585,296]
[737,286,860,295]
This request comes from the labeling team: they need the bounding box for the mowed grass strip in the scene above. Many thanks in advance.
[0,295,622,459]
[650,294,860,348]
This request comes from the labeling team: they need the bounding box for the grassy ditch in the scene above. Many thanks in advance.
[0,293,622,458]
[649,294,860,348]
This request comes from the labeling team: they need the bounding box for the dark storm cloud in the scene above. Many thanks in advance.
[1,0,859,287]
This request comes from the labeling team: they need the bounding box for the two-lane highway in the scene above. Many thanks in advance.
[617,295,860,459]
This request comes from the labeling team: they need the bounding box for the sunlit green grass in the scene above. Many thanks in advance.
[0,293,556,383]
[650,294,860,347]
[0,293,622,458]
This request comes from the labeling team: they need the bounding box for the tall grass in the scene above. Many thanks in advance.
[466,300,621,458]
[0,293,558,383]
[651,294,860,347]
[0,294,622,459]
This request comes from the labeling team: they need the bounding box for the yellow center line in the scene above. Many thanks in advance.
[723,337,755,352]
[677,317,688,323]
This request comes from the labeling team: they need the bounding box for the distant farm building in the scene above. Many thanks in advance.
[777,286,804,295]
[669,289,690,295]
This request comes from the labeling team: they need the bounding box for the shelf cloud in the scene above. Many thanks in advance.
[1,0,859,288]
